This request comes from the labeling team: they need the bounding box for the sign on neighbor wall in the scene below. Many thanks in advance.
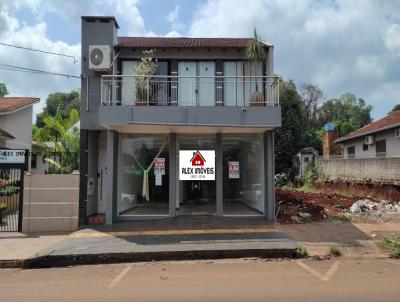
[0,149,26,164]
[179,150,215,180]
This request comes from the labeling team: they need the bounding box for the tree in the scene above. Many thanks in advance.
[36,90,80,127]
[300,83,323,120]
[244,28,266,73]
[275,80,307,173]
[0,83,8,97]
[390,104,400,113]
[317,93,372,135]
[34,108,80,174]
[244,28,266,102]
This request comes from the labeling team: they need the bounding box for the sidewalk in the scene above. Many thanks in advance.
[1,218,398,268]
[1,217,297,268]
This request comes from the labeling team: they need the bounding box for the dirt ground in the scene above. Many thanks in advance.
[276,189,372,223]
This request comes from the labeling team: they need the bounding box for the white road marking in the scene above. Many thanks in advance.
[296,261,340,282]
[108,264,132,289]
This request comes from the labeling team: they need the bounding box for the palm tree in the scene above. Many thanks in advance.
[244,28,266,104]
[34,108,80,173]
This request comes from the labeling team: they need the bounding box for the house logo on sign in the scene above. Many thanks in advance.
[190,151,206,167]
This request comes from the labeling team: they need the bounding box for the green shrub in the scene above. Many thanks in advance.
[302,161,320,187]
[297,245,309,258]
[275,173,288,188]
[329,245,342,256]
[377,236,400,258]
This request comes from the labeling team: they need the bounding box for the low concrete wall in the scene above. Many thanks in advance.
[22,172,79,233]
[319,157,400,181]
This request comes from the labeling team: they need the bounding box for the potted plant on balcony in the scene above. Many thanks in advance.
[134,49,158,106]
[245,28,266,106]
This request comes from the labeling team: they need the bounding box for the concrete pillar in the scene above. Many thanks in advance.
[264,131,275,221]
[87,131,99,216]
[169,133,176,217]
[105,130,117,224]
[216,133,223,215]
[79,129,88,226]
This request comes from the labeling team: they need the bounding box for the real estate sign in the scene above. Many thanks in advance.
[154,158,165,175]
[228,161,240,179]
[0,149,26,164]
[179,150,215,180]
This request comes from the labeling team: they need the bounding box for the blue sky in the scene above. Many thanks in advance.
[0,0,399,120]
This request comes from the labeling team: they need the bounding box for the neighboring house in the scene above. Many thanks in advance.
[31,141,61,174]
[0,97,39,170]
[335,110,400,159]
[80,16,281,225]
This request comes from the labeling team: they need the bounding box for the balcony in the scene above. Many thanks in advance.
[101,75,279,107]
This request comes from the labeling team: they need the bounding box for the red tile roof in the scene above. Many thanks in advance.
[336,110,400,143]
[117,37,270,49]
[0,97,39,113]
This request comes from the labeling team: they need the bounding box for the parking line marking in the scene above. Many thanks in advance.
[108,264,132,289]
[297,261,340,282]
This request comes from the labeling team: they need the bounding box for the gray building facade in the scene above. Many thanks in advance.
[79,16,281,225]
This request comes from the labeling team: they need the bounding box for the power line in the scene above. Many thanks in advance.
[0,63,80,79]
[0,42,80,64]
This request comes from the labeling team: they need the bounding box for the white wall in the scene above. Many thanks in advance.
[0,107,33,150]
[342,128,400,158]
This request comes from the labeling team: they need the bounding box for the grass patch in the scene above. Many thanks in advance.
[376,236,400,258]
[296,245,309,258]
[295,185,320,194]
[329,245,342,256]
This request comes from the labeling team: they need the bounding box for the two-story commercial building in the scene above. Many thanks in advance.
[79,16,281,225]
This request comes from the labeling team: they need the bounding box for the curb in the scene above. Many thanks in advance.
[0,259,24,269]
[1,248,298,269]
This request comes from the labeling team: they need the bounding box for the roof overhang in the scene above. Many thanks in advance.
[335,123,400,144]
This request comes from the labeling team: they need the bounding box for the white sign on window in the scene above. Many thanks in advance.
[0,149,26,164]
[179,150,215,180]
[155,174,162,186]
[229,161,240,179]
[154,158,165,175]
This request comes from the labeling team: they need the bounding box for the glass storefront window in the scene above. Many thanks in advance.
[117,134,169,216]
[223,134,264,215]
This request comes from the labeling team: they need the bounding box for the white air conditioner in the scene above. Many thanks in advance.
[364,135,374,145]
[89,45,111,71]
[395,128,400,139]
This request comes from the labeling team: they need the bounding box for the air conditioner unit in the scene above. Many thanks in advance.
[395,128,400,139]
[364,135,374,145]
[88,45,111,71]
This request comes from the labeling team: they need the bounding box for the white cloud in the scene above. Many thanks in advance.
[189,0,400,117]
[0,2,81,119]
[385,24,400,56]
[0,0,150,121]
[166,5,184,34]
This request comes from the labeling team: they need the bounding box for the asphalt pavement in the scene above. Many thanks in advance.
[0,258,399,302]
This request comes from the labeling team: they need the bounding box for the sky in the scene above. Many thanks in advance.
[0,0,399,120]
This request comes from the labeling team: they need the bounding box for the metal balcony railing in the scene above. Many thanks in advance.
[101,75,279,107]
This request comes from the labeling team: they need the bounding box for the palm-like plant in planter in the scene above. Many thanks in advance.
[244,28,266,106]
[134,49,158,106]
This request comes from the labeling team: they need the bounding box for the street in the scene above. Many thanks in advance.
[0,258,399,302]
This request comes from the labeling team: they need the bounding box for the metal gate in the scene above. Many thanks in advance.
[0,149,27,232]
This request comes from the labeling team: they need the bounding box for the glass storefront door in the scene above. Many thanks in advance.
[117,134,169,216]
[177,135,216,215]
[222,134,264,215]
